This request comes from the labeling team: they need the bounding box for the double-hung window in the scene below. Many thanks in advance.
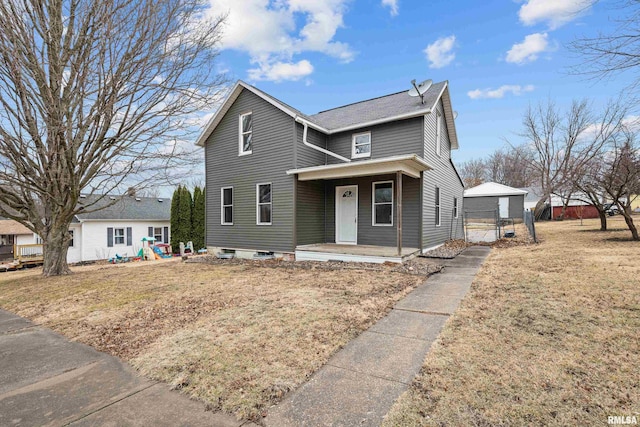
[114,228,125,245]
[453,197,458,219]
[435,187,441,226]
[436,111,442,157]
[153,227,163,242]
[373,181,393,226]
[221,187,233,225]
[239,112,252,155]
[257,183,272,225]
[352,132,371,159]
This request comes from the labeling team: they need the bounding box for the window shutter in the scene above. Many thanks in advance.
[126,227,133,246]
[107,228,113,247]
[148,227,153,238]
[163,226,169,243]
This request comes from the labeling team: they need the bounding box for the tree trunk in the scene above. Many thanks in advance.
[597,209,608,231]
[620,207,639,241]
[42,226,72,276]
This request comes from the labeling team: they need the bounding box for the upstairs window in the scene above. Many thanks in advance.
[373,181,393,226]
[436,111,442,157]
[221,187,233,225]
[257,183,272,225]
[352,132,371,159]
[239,112,252,155]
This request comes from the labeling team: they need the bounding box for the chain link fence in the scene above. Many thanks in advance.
[463,209,500,243]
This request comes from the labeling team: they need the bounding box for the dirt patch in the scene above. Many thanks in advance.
[384,216,640,426]
[0,258,431,422]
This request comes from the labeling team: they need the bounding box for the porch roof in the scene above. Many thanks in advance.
[286,154,431,181]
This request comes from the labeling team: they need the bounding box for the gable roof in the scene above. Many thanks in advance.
[75,195,171,221]
[464,182,529,198]
[196,80,459,149]
[0,219,32,235]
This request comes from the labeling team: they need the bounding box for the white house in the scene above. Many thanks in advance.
[66,195,171,263]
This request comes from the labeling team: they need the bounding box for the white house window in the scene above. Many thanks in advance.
[221,187,233,225]
[352,132,371,159]
[435,187,441,226]
[436,111,442,157]
[68,230,74,247]
[257,183,272,225]
[153,227,163,242]
[114,227,125,245]
[239,112,252,155]
[453,197,458,219]
[373,181,393,226]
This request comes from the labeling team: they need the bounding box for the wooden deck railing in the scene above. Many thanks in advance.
[13,243,44,263]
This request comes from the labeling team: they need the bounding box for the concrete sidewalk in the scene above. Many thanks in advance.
[265,245,491,427]
[0,310,257,427]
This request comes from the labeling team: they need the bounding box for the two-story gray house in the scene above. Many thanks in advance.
[197,80,464,263]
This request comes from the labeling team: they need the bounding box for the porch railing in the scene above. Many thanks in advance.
[13,243,44,263]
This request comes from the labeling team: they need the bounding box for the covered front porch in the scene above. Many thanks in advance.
[295,243,420,263]
[288,154,431,263]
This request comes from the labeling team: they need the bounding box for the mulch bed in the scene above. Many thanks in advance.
[186,255,444,277]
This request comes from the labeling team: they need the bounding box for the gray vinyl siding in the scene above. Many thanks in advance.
[422,99,465,248]
[323,174,420,248]
[325,117,424,164]
[204,89,295,252]
[464,195,525,219]
[296,124,327,168]
[296,180,325,245]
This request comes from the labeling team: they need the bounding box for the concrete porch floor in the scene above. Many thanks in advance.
[295,244,419,263]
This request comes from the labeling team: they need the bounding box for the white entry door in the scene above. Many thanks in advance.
[336,185,358,244]
[499,197,510,218]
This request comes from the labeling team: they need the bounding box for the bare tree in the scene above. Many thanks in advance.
[570,0,640,92]
[515,99,617,218]
[486,145,535,188]
[602,128,640,240]
[0,0,227,275]
[459,158,486,188]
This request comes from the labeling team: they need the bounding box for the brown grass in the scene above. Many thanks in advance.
[0,258,424,421]
[384,216,640,426]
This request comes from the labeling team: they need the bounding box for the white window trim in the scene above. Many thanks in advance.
[68,230,74,247]
[435,187,441,227]
[221,186,233,225]
[153,227,163,242]
[239,112,252,156]
[436,111,442,157]
[256,182,272,226]
[351,131,371,159]
[372,180,394,227]
[453,197,458,219]
[114,227,126,245]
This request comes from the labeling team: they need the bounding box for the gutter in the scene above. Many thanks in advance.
[295,117,350,163]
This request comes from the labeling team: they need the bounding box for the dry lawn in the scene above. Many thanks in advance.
[384,216,640,426]
[0,259,425,421]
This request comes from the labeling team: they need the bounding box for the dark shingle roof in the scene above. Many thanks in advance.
[75,195,171,221]
[308,81,446,131]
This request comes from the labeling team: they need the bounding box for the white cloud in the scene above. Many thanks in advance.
[424,35,456,69]
[382,0,398,16]
[506,33,550,64]
[519,0,595,30]
[248,60,314,82]
[467,85,535,100]
[205,0,354,82]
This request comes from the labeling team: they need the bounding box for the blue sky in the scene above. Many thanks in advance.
[203,0,635,164]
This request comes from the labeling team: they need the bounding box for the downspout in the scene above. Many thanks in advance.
[295,117,350,163]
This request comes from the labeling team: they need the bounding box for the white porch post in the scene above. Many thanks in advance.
[396,171,402,256]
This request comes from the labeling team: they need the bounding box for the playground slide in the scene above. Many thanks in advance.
[151,245,172,259]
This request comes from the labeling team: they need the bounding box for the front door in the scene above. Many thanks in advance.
[336,185,358,244]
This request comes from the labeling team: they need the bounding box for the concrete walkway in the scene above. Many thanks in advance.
[0,310,257,427]
[265,245,491,426]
